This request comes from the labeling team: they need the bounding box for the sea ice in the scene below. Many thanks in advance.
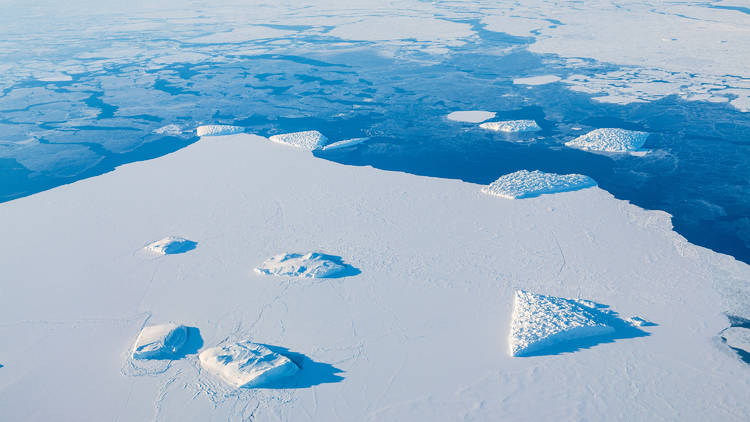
[145,236,197,255]
[153,124,182,136]
[513,75,562,85]
[482,170,596,199]
[196,125,243,137]
[446,110,496,123]
[255,253,349,278]
[132,323,188,360]
[268,130,328,151]
[721,327,750,354]
[509,290,615,357]
[199,341,299,388]
[565,128,650,153]
[479,120,541,132]
[321,137,369,151]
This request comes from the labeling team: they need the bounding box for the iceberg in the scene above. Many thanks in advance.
[132,323,188,360]
[565,128,650,153]
[268,130,328,151]
[446,110,496,123]
[196,125,243,137]
[482,170,596,199]
[479,120,541,133]
[199,341,299,388]
[721,327,750,354]
[255,252,350,278]
[321,137,369,151]
[145,236,197,255]
[509,291,615,357]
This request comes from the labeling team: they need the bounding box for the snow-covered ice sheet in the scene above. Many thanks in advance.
[565,128,650,153]
[254,252,354,278]
[199,341,299,388]
[132,323,188,360]
[196,125,243,137]
[144,236,197,255]
[446,110,496,123]
[482,170,596,199]
[479,120,541,133]
[268,130,328,151]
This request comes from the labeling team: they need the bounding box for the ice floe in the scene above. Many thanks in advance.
[509,290,615,357]
[446,110,496,123]
[321,137,369,151]
[153,124,183,136]
[513,75,561,86]
[196,125,243,137]
[482,170,596,199]
[479,120,541,133]
[132,323,188,360]
[721,327,750,354]
[145,236,197,255]
[268,130,328,151]
[255,252,356,278]
[199,341,299,388]
[565,128,650,153]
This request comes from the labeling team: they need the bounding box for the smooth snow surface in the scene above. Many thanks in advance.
[255,253,351,278]
[268,130,327,151]
[446,110,496,123]
[509,291,614,357]
[479,120,541,133]
[513,75,561,86]
[132,323,188,360]
[321,138,369,151]
[145,236,197,255]
[722,327,750,354]
[196,125,243,137]
[482,170,596,199]
[565,128,650,153]
[199,341,299,388]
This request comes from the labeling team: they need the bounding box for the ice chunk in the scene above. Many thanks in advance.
[482,170,596,199]
[196,125,243,137]
[565,128,650,153]
[268,130,328,151]
[321,137,369,151]
[255,252,349,278]
[132,323,188,360]
[509,290,615,357]
[446,110,496,123]
[153,124,182,136]
[199,341,299,388]
[479,120,541,132]
[145,236,197,255]
[513,75,562,86]
[721,327,750,354]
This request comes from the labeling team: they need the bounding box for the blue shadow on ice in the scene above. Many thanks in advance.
[321,254,361,278]
[255,344,344,389]
[171,326,204,359]
[164,240,198,255]
[724,315,750,365]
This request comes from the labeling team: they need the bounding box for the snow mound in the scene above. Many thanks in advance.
[153,124,182,136]
[721,327,750,354]
[446,110,496,123]
[565,128,650,153]
[255,252,350,278]
[196,125,243,137]
[199,341,299,388]
[132,323,188,360]
[509,290,615,357]
[268,130,328,151]
[322,137,369,151]
[479,120,541,133]
[145,236,197,255]
[482,170,596,199]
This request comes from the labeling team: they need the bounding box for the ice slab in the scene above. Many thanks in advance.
[196,125,243,137]
[154,124,182,136]
[513,75,562,86]
[255,252,354,278]
[321,137,369,151]
[482,170,596,199]
[199,341,299,388]
[565,128,650,153]
[721,327,750,354]
[479,120,541,132]
[132,323,188,360]
[446,110,496,123]
[268,130,328,151]
[145,236,197,255]
[509,290,615,357]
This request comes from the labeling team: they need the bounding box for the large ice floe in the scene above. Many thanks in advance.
[255,252,354,278]
[482,170,596,199]
[199,341,299,388]
[446,110,496,123]
[565,128,650,153]
[132,323,188,360]
[144,236,197,255]
[509,291,615,357]
[479,120,541,133]
[196,125,244,137]
[268,130,328,151]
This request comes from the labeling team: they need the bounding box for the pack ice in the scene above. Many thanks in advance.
[565,128,650,153]
[196,125,244,137]
[268,130,328,151]
[132,323,188,360]
[509,291,615,357]
[479,120,541,132]
[145,236,197,255]
[255,252,349,278]
[446,110,496,123]
[482,170,596,199]
[199,341,299,388]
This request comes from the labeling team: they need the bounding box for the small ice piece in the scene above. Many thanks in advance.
[721,327,750,354]
[509,290,615,357]
[196,125,243,137]
[255,252,347,278]
[565,128,650,153]
[199,341,299,388]
[512,75,562,86]
[132,323,188,360]
[145,236,197,255]
[268,130,328,151]
[482,170,596,199]
[446,110,496,123]
[154,124,182,136]
[321,137,369,151]
[479,120,541,133]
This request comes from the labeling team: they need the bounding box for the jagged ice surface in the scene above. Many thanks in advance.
[565,128,650,153]
[479,120,541,133]
[196,125,244,137]
[254,253,346,278]
[199,341,299,388]
[268,130,328,151]
[482,170,596,199]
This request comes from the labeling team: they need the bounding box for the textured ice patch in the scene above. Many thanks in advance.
[255,252,352,278]
[482,170,596,199]
[721,327,750,354]
[513,75,561,86]
[446,110,496,123]
[509,290,615,357]
[626,316,654,327]
[153,124,183,136]
[565,128,650,153]
[145,236,197,255]
[321,137,369,151]
[132,323,188,360]
[268,130,328,151]
[199,341,299,388]
[196,125,243,137]
[479,120,541,132]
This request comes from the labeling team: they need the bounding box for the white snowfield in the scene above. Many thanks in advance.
[321,137,369,151]
[195,125,243,137]
[482,170,596,199]
[198,341,299,388]
[508,291,614,357]
[132,323,188,360]
[446,110,496,123]
[722,327,750,354]
[1,133,750,420]
[145,236,196,255]
[255,252,350,278]
[479,120,541,133]
[268,130,328,151]
[565,128,650,153]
